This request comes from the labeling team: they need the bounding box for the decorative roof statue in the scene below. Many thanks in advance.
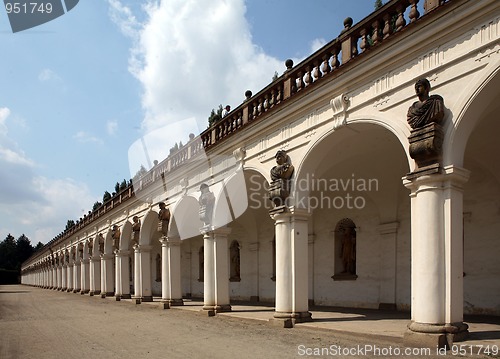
[268,150,294,210]
[132,216,141,244]
[157,202,170,236]
[199,183,215,227]
[111,225,120,250]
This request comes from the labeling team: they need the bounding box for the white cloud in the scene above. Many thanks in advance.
[107,119,118,135]
[109,0,283,133]
[38,68,62,82]
[74,131,104,145]
[0,109,98,244]
[310,38,327,53]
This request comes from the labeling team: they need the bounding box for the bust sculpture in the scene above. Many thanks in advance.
[407,78,446,176]
[407,78,444,129]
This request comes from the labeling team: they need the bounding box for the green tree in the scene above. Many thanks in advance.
[120,179,127,191]
[103,191,112,203]
[0,234,17,270]
[16,235,34,270]
[65,219,76,230]
[92,201,102,211]
[208,104,223,127]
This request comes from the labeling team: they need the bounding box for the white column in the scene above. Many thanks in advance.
[139,245,153,302]
[52,266,57,289]
[160,236,184,308]
[121,250,131,299]
[57,264,62,290]
[81,248,90,294]
[73,259,81,293]
[66,260,73,292]
[89,256,101,296]
[271,208,311,327]
[61,264,67,291]
[133,244,141,300]
[403,166,469,348]
[202,227,231,315]
[114,250,122,299]
[102,254,115,297]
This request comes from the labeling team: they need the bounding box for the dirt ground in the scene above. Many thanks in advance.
[0,285,494,359]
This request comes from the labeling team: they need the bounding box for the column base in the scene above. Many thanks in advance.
[202,304,232,316]
[115,295,121,301]
[73,289,80,293]
[81,289,89,294]
[271,311,313,328]
[404,321,469,348]
[100,293,106,298]
[162,299,184,309]
[66,289,73,292]
[141,296,153,302]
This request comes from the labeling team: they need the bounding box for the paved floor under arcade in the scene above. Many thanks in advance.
[1,285,499,358]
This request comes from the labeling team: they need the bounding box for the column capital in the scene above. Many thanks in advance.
[403,165,470,191]
[271,207,311,223]
[201,226,232,237]
[101,254,114,260]
[115,250,130,257]
[135,244,152,252]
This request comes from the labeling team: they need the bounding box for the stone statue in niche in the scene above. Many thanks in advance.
[111,225,120,251]
[199,183,215,227]
[131,216,141,245]
[157,202,170,236]
[407,78,445,176]
[268,150,294,209]
[340,225,356,275]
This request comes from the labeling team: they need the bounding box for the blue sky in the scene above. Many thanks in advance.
[0,0,384,244]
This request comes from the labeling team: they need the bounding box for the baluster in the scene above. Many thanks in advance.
[331,47,340,69]
[383,13,391,39]
[296,71,304,91]
[359,28,369,53]
[372,20,381,45]
[252,102,258,118]
[269,89,275,108]
[395,4,406,31]
[276,86,282,104]
[304,67,313,87]
[321,53,331,74]
[313,61,322,81]
[263,94,269,111]
[258,98,263,115]
[352,36,359,58]
[409,0,420,23]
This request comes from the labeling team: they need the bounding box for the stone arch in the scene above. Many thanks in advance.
[120,220,133,251]
[104,230,114,255]
[212,168,248,229]
[139,210,158,246]
[446,61,500,166]
[169,194,202,240]
[293,120,409,221]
